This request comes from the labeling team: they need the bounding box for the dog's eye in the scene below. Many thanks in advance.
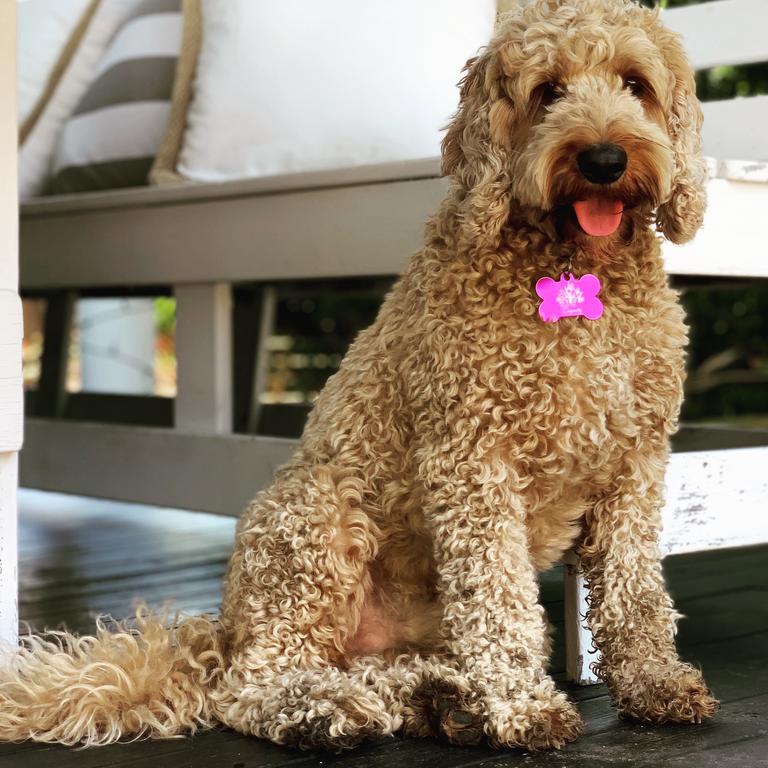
[537,82,563,107]
[623,75,648,99]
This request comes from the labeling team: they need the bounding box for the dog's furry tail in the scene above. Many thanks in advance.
[0,605,226,746]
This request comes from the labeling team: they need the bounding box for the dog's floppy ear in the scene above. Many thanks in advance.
[442,53,493,181]
[655,42,708,245]
[442,50,514,250]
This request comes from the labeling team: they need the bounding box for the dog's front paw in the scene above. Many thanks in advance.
[610,661,719,725]
[407,675,582,750]
[485,688,583,750]
[276,698,398,751]
[406,676,485,745]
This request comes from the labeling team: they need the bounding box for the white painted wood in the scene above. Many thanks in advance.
[661,446,768,556]
[0,1,21,454]
[20,419,296,517]
[702,96,768,163]
[0,0,19,653]
[563,550,599,685]
[174,283,233,433]
[0,8,16,295]
[663,0,768,70]
[0,454,18,653]
[663,177,768,278]
[0,291,24,453]
[717,159,768,183]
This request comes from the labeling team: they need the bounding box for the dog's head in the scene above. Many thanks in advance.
[443,0,707,249]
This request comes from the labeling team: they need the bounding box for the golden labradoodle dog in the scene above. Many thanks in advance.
[1,0,718,752]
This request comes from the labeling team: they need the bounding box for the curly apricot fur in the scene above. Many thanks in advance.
[0,0,716,751]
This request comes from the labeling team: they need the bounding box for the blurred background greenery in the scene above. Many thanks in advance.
[649,0,768,101]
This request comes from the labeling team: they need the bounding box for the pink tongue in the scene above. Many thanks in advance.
[573,198,624,237]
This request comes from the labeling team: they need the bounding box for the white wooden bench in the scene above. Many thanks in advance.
[9,0,768,682]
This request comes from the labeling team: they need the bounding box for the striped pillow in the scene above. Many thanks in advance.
[49,0,182,194]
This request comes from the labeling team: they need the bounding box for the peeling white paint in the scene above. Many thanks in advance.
[662,448,768,557]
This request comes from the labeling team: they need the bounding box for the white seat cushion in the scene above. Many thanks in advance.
[177,0,496,182]
[49,0,183,194]
[17,0,91,128]
[19,0,147,199]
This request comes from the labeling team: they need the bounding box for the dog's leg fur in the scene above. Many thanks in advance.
[210,462,408,749]
[212,660,404,750]
[406,450,583,750]
[579,444,719,724]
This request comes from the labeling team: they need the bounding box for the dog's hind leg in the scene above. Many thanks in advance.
[210,463,405,749]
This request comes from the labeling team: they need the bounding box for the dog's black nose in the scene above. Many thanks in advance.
[577,143,627,184]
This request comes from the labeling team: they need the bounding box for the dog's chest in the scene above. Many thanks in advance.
[532,326,632,462]
[491,310,668,475]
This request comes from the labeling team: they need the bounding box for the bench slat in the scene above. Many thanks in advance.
[662,176,768,278]
[662,446,768,555]
[18,157,442,217]
[663,0,768,70]
[20,421,768,534]
[702,96,768,163]
[20,420,296,516]
[20,176,447,289]
[21,171,768,287]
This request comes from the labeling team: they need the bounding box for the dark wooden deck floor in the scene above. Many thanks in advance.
[2,489,767,767]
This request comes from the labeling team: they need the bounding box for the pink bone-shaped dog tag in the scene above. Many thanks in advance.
[535,273,604,323]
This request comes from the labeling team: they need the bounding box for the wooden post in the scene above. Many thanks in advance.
[563,550,600,685]
[174,283,232,433]
[35,291,74,417]
[0,0,21,651]
[248,285,277,434]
